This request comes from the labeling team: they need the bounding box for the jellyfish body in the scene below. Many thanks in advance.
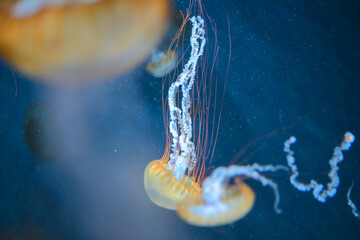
[144,159,201,210]
[145,6,191,78]
[143,13,266,227]
[176,163,286,227]
[177,182,255,227]
[146,50,178,78]
[144,16,206,210]
[0,0,169,83]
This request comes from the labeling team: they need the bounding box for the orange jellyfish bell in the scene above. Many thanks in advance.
[176,163,286,227]
[0,0,169,84]
[177,182,255,227]
[144,157,201,210]
[144,15,206,210]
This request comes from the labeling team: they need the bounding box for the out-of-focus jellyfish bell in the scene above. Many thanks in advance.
[146,50,178,78]
[23,102,64,162]
[0,0,169,84]
[145,6,190,78]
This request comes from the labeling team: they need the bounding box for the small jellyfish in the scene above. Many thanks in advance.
[0,0,170,84]
[145,7,192,78]
[23,102,63,162]
[146,50,178,78]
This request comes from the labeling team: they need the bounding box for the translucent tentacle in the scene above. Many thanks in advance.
[347,182,359,219]
[167,16,206,180]
[284,132,355,202]
[202,164,288,213]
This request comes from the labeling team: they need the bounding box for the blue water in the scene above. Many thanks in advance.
[0,0,359,239]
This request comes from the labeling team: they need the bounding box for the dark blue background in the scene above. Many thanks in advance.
[0,0,359,239]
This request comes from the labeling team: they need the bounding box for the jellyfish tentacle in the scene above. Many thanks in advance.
[177,163,287,226]
[144,16,206,210]
[284,132,355,202]
[202,164,287,214]
[347,182,360,219]
[167,16,206,180]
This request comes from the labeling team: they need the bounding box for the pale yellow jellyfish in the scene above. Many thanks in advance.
[177,181,255,227]
[146,50,178,78]
[144,0,356,228]
[143,1,270,227]
[144,15,207,210]
[177,163,285,227]
[144,0,225,212]
[176,131,355,227]
[143,6,284,228]
[0,0,169,83]
[145,7,191,78]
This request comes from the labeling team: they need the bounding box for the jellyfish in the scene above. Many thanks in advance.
[144,14,283,225]
[0,0,169,84]
[145,6,191,78]
[143,11,282,225]
[177,164,287,226]
[176,132,356,226]
[143,12,267,225]
[144,15,206,210]
[144,9,356,227]
[146,50,178,78]
[23,102,64,162]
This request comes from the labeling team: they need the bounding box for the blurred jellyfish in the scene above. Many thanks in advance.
[23,102,64,162]
[0,0,170,84]
[146,50,178,78]
[145,7,191,78]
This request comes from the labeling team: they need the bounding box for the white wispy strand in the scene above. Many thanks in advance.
[284,132,355,203]
[202,164,288,213]
[347,182,359,219]
[167,16,206,180]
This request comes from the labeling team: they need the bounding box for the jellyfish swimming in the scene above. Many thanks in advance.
[177,178,255,227]
[143,14,286,225]
[145,6,191,78]
[144,9,356,226]
[146,49,178,78]
[144,15,206,210]
[176,131,356,227]
[23,102,64,162]
[0,0,169,84]
[176,163,287,227]
[143,13,286,225]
